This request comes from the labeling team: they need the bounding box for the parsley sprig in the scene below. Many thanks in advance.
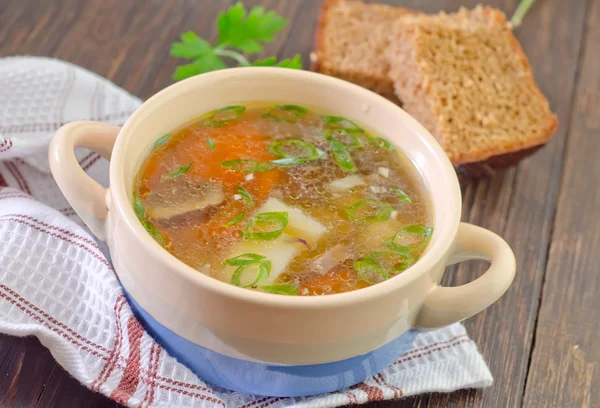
[170,2,303,81]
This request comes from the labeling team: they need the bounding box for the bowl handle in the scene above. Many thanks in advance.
[49,121,119,241]
[414,222,516,329]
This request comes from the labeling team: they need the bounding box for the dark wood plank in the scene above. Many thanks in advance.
[522,0,600,406]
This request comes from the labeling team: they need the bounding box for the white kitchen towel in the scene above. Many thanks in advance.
[0,57,493,408]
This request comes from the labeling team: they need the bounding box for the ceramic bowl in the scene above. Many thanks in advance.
[49,67,516,397]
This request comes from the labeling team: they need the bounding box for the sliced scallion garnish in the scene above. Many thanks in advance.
[163,162,193,180]
[262,105,309,123]
[237,186,254,207]
[322,116,363,133]
[354,257,389,285]
[259,283,298,295]
[143,221,166,247]
[225,212,246,227]
[133,195,145,221]
[325,129,364,149]
[220,159,273,173]
[326,134,356,172]
[203,105,246,127]
[386,225,433,252]
[132,194,167,247]
[366,135,395,152]
[268,139,323,166]
[346,199,392,222]
[393,187,412,203]
[226,253,271,287]
[153,133,171,149]
[206,137,216,150]
[244,211,288,240]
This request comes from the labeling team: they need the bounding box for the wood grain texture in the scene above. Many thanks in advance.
[521,0,600,406]
[0,0,596,407]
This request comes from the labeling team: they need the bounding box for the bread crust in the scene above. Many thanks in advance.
[388,6,558,165]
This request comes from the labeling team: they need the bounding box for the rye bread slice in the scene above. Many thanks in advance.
[387,6,558,165]
[313,0,417,101]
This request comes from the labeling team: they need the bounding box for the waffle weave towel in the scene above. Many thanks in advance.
[0,57,492,408]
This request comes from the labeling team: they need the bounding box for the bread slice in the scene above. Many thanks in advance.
[387,6,558,165]
[313,0,417,101]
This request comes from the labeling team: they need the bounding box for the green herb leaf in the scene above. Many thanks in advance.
[153,134,171,149]
[386,225,433,252]
[262,105,309,123]
[268,139,322,165]
[225,212,246,227]
[322,116,363,133]
[217,2,287,54]
[170,32,213,59]
[133,195,145,221]
[171,3,301,80]
[346,199,393,222]
[259,284,298,295]
[325,134,357,172]
[230,258,271,287]
[164,163,193,180]
[225,253,266,266]
[393,187,412,203]
[237,186,254,206]
[206,137,216,150]
[203,105,246,127]
[172,54,228,81]
[244,211,288,240]
[143,220,166,247]
[354,257,389,285]
[252,55,303,69]
[220,159,274,173]
[273,54,303,69]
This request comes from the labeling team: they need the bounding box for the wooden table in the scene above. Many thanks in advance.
[1,0,598,406]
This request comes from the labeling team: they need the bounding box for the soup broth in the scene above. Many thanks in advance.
[133,104,433,296]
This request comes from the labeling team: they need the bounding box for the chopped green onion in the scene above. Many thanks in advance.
[225,253,266,266]
[346,199,392,222]
[220,159,274,173]
[133,195,145,221]
[206,137,216,150]
[133,195,166,248]
[322,116,363,133]
[153,134,171,149]
[271,157,305,166]
[163,163,193,180]
[237,186,254,207]
[326,134,357,172]
[203,105,246,127]
[225,212,246,227]
[143,221,166,247]
[228,255,271,288]
[364,251,412,273]
[366,135,395,151]
[325,129,364,149]
[262,105,309,123]
[386,225,433,252]
[393,187,412,203]
[268,139,322,165]
[354,257,389,285]
[259,284,298,295]
[244,211,288,240]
